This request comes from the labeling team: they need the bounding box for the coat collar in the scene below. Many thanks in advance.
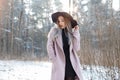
[53,26,72,52]
[54,28,63,51]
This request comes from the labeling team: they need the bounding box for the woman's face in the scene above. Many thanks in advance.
[57,16,66,29]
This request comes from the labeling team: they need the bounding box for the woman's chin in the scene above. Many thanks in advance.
[60,27,65,29]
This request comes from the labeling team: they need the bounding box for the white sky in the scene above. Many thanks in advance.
[102,0,120,11]
[60,0,69,12]
[60,0,120,12]
[112,0,120,11]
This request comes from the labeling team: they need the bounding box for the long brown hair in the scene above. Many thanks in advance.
[59,12,74,44]
[59,12,73,33]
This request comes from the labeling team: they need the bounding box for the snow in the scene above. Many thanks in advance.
[0,60,119,80]
[0,60,52,80]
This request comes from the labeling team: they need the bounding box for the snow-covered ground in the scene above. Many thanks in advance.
[0,60,52,80]
[0,60,119,80]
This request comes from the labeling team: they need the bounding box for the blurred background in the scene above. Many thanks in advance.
[0,0,120,79]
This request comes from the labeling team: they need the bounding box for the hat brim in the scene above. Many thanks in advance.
[51,12,73,23]
[51,12,62,23]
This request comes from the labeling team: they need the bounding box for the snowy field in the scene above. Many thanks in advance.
[0,60,119,80]
[0,60,52,80]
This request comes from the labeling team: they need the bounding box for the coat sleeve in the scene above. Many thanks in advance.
[72,26,80,52]
[47,27,56,61]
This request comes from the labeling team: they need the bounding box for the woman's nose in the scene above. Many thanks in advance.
[59,22,62,25]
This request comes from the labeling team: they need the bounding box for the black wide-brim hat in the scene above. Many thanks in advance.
[51,12,78,28]
[51,12,63,23]
[51,12,73,23]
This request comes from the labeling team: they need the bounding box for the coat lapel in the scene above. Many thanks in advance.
[55,28,72,52]
[56,31,63,51]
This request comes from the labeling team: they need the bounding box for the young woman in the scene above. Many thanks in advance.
[47,12,83,80]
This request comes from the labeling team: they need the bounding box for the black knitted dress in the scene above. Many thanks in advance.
[62,29,76,77]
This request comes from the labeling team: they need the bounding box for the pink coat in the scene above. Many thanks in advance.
[47,26,84,80]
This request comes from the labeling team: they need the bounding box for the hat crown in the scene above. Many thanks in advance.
[51,12,73,23]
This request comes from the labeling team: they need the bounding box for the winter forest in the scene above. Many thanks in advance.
[0,0,120,80]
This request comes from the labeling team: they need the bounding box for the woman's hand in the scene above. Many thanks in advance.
[72,25,79,33]
[74,26,79,30]
[71,20,78,28]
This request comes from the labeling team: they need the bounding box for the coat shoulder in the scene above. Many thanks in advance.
[48,26,60,41]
